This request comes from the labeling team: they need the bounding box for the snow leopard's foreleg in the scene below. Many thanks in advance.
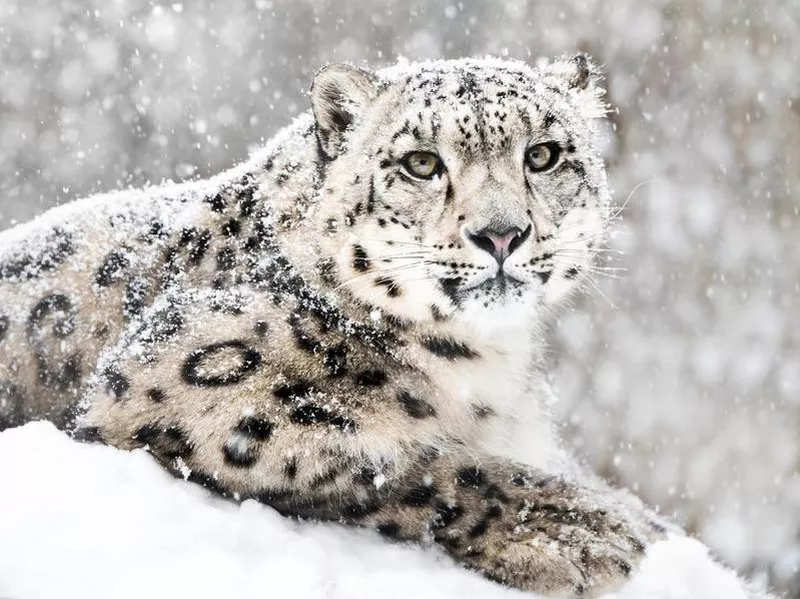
[350,454,666,598]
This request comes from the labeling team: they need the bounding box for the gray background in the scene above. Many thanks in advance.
[1,0,798,592]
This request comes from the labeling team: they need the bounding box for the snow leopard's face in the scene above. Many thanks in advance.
[312,57,611,329]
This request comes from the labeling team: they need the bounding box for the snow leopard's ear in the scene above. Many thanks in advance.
[311,63,379,160]
[541,54,607,120]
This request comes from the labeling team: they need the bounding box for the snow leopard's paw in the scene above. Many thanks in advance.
[451,473,666,597]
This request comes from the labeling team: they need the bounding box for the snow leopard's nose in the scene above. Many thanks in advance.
[467,225,532,264]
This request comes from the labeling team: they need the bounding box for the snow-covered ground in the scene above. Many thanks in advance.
[0,422,763,599]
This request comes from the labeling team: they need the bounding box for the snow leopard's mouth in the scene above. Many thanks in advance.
[461,272,526,295]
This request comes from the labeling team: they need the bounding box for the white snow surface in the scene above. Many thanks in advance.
[0,422,761,599]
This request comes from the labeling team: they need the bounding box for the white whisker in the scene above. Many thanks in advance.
[333,261,434,291]
[607,178,659,222]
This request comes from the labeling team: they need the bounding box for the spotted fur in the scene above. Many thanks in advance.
[0,56,667,597]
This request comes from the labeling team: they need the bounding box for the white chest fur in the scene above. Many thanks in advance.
[414,311,561,471]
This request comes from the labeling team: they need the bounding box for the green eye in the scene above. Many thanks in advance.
[525,142,561,172]
[401,151,444,179]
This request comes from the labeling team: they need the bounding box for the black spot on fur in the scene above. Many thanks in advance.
[238,189,258,218]
[468,519,489,538]
[565,267,580,279]
[283,457,298,479]
[187,470,229,496]
[149,302,184,339]
[401,485,436,507]
[0,228,74,281]
[456,466,486,489]
[614,558,633,576]
[352,244,369,272]
[133,424,160,444]
[235,415,274,441]
[536,270,552,284]
[438,277,463,305]
[135,425,193,459]
[511,473,528,487]
[289,405,356,433]
[188,230,212,264]
[221,218,241,237]
[445,182,454,204]
[104,368,129,399]
[467,507,502,540]
[273,380,314,403]
[147,388,166,403]
[487,505,504,519]
[485,484,510,503]
[0,381,25,430]
[355,369,387,386]
[28,294,76,338]
[253,487,295,506]
[289,314,323,354]
[323,343,348,377]
[26,294,83,393]
[72,426,103,444]
[433,503,463,528]
[397,390,436,419]
[309,467,340,489]
[316,257,338,284]
[253,320,269,337]
[206,193,227,214]
[430,304,447,322]
[374,276,401,297]
[354,467,377,486]
[223,437,257,467]
[216,248,236,271]
[420,336,479,360]
[377,522,401,539]
[471,404,495,419]
[95,250,129,287]
[123,278,149,319]
[182,341,262,387]
[366,177,376,213]
[34,351,82,392]
[0,315,8,342]
[162,427,192,457]
[178,227,197,247]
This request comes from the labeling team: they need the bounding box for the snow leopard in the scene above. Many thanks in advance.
[0,56,667,597]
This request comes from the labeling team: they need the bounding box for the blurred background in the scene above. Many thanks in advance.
[0,0,798,593]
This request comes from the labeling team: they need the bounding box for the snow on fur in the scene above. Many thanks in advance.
[0,422,763,599]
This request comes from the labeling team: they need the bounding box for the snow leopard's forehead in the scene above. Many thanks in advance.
[364,58,603,160]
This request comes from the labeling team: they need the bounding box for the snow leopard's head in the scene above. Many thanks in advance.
[311,56,611,330]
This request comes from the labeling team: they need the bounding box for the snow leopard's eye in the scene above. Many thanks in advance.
[400,151,444,180]
[525,142,561,172]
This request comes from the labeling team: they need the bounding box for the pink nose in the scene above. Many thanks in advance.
[484,230,518,254]
[467,225,532,263]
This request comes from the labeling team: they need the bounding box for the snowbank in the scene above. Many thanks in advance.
[0,423,760,599]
